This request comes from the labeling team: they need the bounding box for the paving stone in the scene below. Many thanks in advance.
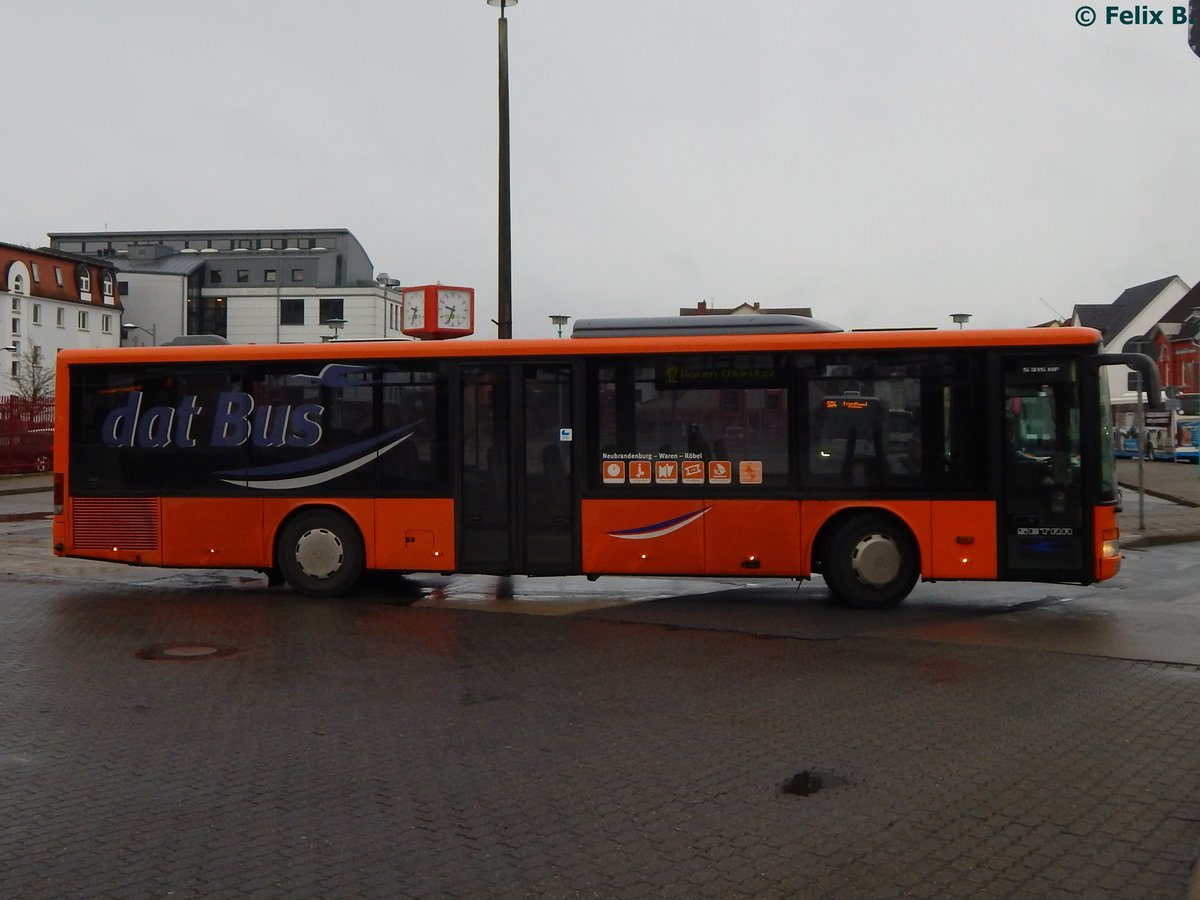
[0,577,1197,898]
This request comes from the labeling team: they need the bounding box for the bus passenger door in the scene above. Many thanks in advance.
[999,357,1085,581]
[521,364,575,573]
[459,366,511,572]
[458,364,576,575]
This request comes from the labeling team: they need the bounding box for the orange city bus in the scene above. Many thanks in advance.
[51,316,1160,609]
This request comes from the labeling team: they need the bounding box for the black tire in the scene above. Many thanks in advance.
[276,509,364,597]
[822,513,919,610]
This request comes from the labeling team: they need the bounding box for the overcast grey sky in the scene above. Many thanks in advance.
[4,0,1198,337]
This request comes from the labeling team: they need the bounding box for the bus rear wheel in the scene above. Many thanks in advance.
[277,509,364,597]
[823,513,918,610]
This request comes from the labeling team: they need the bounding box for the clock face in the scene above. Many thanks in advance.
[403,291,425,328]
[437,290,469,329]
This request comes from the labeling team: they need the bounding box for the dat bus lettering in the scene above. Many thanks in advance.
[102,391,324,449]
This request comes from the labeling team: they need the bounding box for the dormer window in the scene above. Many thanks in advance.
[102,272,114,297]
[78,268,91,294]
[6,261,31,295]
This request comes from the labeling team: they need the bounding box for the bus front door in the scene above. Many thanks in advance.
[458,364,576,575]
[999,357,1085,582]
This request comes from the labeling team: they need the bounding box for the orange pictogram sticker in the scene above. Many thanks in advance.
[739,461,763,484]
[682,460,706,484]
[708,460,732,484]
[602,460,626,484]
[629,460,652,484]
[654,460,678,483]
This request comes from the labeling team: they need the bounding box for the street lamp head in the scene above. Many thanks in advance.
[325,316,348,341]
[122,323,157,344]
[950,313,971,329]
[487,0,517,7]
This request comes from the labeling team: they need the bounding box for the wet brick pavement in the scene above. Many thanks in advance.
[2,575,1199,899]
[1117,458,1200,547]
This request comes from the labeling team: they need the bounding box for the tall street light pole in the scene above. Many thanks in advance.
[488,0,516,339]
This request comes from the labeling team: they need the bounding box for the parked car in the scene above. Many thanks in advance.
[0,428,53,474]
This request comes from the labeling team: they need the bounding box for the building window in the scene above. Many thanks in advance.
[30,263,40,283]
[54,267,64,287]
[319,298,345,324]
[11,318,19,335]
[280,298,305,326]
[118,281,129,298]
[102,272,115,297]
[237,269,249,283]
[188,296,227,338]
[209,269,223,285]
[102,314,112,333]
[56,307,65,327]
[33,304,41,325]
[291,268,304,283]
[237,239,253,249]
[13,274,25,294]
[78,269,91,293]
[265,269,277,283]
[78,310,89,330]
[31,344,41,366]
[11,297,19,312]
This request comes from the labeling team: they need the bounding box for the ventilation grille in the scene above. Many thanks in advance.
[72,498,160,550]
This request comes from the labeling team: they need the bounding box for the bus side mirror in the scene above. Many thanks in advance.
[1095,353,1163,409]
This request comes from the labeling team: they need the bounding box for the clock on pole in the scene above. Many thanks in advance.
[399,285,475,340]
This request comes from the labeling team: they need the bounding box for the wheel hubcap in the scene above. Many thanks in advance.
[850,533,901,587]
[294,528,344,579]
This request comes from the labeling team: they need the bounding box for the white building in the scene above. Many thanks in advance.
[49,228,410,346]
[1071,275,1192,411]
[1,241,123,398]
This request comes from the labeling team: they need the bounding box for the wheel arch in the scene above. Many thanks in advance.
[807,503,925,578]
[270,502,372,572]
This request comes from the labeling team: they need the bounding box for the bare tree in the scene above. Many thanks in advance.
[11,346,55,401]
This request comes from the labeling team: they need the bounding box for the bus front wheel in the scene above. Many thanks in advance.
[822,513,918,610]
[277,509,364,597]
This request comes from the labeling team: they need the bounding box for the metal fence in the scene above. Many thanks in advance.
[0,397,55,473]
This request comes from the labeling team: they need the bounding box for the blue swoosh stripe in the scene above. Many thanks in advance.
[609,508,710,541]
[216,424,419,490]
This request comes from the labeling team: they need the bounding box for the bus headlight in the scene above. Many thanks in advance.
[1101,528,1120,559]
